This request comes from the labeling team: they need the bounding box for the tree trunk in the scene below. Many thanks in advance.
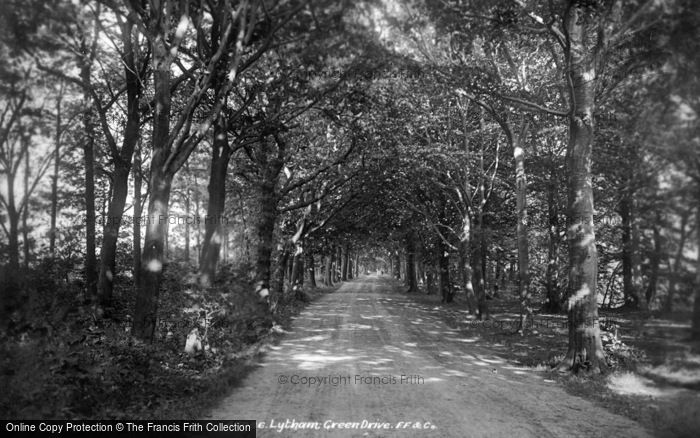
[620,195,644,309]
[194,180,201,266]
[558,5,606,373]
[7,205,20,273]
[306,249,316,288]
[405,234,418,292]
[290,250,304,288]
[97,21,141,306]
[394,251,401,280]
[133,168,172,341]
[438,239,453,303]
[646,216,662,305]
[50,90,62,258]
[184,189,191,263]
[82,90,98,303]
[458,243,473,306]
[341,244,349,281]
[667,212,689,312]
[544,155,562,313]
[199,115,233,287]
[471,218,489,320]
[426,266,436,295]
[494,257,502,298]
[132,39,173,341]
[692,191,700,339]
[514,135,531,332]
[4,194,21,310]
[97,165,131,305]
[324,253,332,285]
[273,248,290,299]
[334,246,342,283]
[133,142,142,288]
[254,174,278,298]
[22,137,30,270]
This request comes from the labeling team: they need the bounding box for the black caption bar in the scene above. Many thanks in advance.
[2,421,255,437]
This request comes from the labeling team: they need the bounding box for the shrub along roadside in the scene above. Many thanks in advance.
[0,263,336,419]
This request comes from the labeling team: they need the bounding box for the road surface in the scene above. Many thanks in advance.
[206,276,652,437]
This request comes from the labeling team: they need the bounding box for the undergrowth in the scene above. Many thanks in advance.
[0,261,327,419]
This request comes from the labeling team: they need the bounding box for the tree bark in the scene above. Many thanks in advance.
[334,246,342,283]
[133,169,172,341]
[544,155,562,313]
[692,189,700,339]
[514,134,531,332]
[341,244,349,281]
[81,84,98,303]
[665,211,689,313]
[254,170,278,298]
[22,136,30,270]
[49,89,63,258]
[97,23,142,306]
[324,253,333,285]
[405,233,418,292]
[199,114,232,287]
[7,199,20,274]
[558,4,606,373]
[273,248,290,298]
[3,167,21,313]
[132,34,174,341]
[305,249,316,288]
[426,266,436,295]
[438,239,453,303]
[133,142,142,288]
[620,195,644,309]
[184,189,191,262]
[290,249,304,289]
[394,251,401,280]
[646,216,662,305]
[471,217,488,320]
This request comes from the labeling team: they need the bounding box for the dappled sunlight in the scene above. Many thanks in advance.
[339,323,373,330]
[477,356,505,365]
[424,377,446,383]
[421,365,445,370]
[243,277,565,410]
[608,372,672,397]
[441,369,469,377]
[360,314,393,320]
[297,328,336,333]
[359,358,394,365]
[146,258,163,272]
[296,335,331,342]
[568,284,591,310]
[642,362,700,387]
[645,320,691,330]
[314,313,351,318]
[292,353,362,371]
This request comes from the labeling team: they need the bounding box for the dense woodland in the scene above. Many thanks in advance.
[1,0,699,421]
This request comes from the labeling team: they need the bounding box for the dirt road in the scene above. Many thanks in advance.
[206,276,653,437]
